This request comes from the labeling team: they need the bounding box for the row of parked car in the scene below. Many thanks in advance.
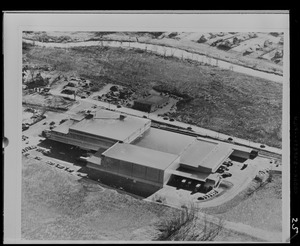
[22,145,37,154]
[216,160,233,177]
[36,147,50,155]
[197,189,219,201]
[22,135,29,141]
[173,176,213,194]
[46,160,75,173]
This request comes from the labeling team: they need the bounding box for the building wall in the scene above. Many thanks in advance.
[133,97,169,113]
[179,163,212,173]
[133,101,152,112]
[49,130,116,151]
[164,157,180,185]
[85,167,161,197]
[49,121,150,151]
[231,149,251,159]
[94,156,165,187]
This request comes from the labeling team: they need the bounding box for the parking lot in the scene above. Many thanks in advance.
[146,153,264,208]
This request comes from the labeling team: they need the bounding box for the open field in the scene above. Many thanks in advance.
[202,171,282,233]
[22,156,274,242]
[23,44,282,148]
[22,157,176,240]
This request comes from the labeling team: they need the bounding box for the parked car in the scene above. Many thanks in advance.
[169,118,175,122]
[221,172,232,178]
[216,169,224,174]
[220,166,229,171]
[194,183,202,193]
[222,162,231,167]
[224,161,233,166]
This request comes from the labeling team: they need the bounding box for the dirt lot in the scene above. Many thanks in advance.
[23,44,282,148]
[23,90,76,110]
[202,171,282,233]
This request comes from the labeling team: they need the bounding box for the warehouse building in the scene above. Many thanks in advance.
[49,109,151,151]
[47,108,257,193]
[88,142,180,188]
[133,94,169,112]
[86,128,255,189]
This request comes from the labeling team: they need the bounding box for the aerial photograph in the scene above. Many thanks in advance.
[21,31,284,242]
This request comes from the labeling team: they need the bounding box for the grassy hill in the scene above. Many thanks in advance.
[22,157,173,240]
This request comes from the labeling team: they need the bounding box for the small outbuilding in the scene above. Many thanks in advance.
[133,94,169,112]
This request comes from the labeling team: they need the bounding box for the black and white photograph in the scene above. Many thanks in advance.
[3,11,291,243]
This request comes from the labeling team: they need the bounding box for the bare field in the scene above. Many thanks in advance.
[23,44,282,147]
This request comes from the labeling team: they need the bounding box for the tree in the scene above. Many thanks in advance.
[155,204,223,241]
[110,85,118,92]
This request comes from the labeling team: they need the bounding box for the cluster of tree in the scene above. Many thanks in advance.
[155,204,223,241]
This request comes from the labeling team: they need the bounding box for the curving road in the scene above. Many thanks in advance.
[23,38,283,83]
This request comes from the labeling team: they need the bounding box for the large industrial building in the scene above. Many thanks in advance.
[48,108,257,193]
[49,109,151,151]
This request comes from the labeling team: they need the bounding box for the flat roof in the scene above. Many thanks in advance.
[69,110,150,141]
[102,143,179,170]
[180,139,218,167]
[181,139,233,171]
[135,95,168,105]
[52,119,77,134]
[133,127,195,155]
[198,144,233,170]
[70,113,86,121]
